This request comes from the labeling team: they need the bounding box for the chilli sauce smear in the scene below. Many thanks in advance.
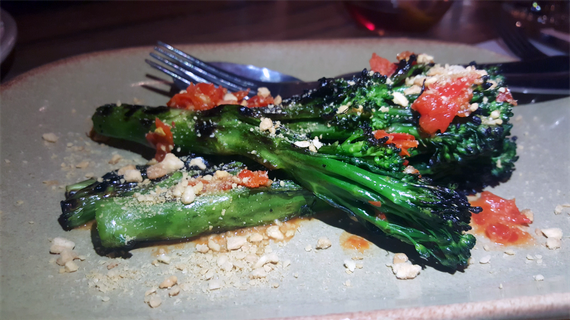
[469,191,533,245]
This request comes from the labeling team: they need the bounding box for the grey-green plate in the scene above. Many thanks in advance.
[1,39,569,320]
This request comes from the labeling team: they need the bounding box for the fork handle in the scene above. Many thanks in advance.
[475,56,569,74]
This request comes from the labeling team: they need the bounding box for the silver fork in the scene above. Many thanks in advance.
[147,42,569,100]
[146,41,323,97]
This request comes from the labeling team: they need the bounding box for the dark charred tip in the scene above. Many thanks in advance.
[95,104,115,116]
[195,119,217,139]
[238,106,254,117]
[141,106,170,115]
[321,110,337,120]
[377,136,389,144]
[123,105,143,118]
[139,118,154,128]
[58,201,76,231]
[470,206,483,214]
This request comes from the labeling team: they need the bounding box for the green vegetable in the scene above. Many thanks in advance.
[60,156,209,230]
[88,57,518,269]
[91,109,474,269]
[60,157,326,248]
[97,179,321,248]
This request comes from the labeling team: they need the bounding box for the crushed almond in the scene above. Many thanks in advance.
[316,237,332,249]
[541,228,563,240]
[257,87,271,98]
[392,92,409,107]
[42,133,59,143]
[108,154,122,164]
[159,276,178,289]
[50,237,75,253]
[146,153,184,180]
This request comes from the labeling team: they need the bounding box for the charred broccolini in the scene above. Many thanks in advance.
[78,53,518,270]
[60,156,326,248]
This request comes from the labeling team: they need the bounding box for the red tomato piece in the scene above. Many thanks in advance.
[496,88,518,106]
[167,83,229,111]
[411,76,478,135]
[369,201,382,207]
[238,169,270,188]
[145,118,174,161]
[246,95,274,108]
[369,53,398,77]
[373,130,419,157]
[469,191,533,245]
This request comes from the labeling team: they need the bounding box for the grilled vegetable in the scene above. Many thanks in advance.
[87,53,518,269]
[97,178,321,248]
[60,156,326,248]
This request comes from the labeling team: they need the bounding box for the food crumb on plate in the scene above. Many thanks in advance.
[479,256,491,264]
[42,133,58,143]
[316,237,332,249]
[147,296,162,308]
[554,204,570,215]
[504,249,515,256]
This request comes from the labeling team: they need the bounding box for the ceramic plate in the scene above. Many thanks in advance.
[1,39,569,320]
[0,9,17,63]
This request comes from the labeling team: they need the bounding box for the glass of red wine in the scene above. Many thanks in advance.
[344,0,453,36]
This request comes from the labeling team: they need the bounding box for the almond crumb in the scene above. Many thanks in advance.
[108,154,122,164]
[148,296,162,308]
[42,133,59,143]
[159,276,178,289]
[316,237,331,249]
[168,285,180,297]
[479,256,491,264]
[393,253,408,264]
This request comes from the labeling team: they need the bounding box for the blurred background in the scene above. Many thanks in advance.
[1,0,568,83]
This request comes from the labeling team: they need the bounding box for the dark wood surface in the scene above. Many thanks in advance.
[0,1,503,83]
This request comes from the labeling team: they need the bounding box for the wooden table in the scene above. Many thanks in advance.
[1,1,502,83]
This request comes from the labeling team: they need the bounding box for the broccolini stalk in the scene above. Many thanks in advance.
[59,157,325,236]
[92,104,478,269]
[97,179,322,248]
[60,156,210,230]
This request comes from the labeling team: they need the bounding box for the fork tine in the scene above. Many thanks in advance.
[156,42,258,89]
[148,53,252,93]
[145,59,197,86]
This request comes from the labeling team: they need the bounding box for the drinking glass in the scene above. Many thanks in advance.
[344,0,453,36]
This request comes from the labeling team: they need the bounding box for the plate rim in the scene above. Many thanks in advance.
[268,292,570,320]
